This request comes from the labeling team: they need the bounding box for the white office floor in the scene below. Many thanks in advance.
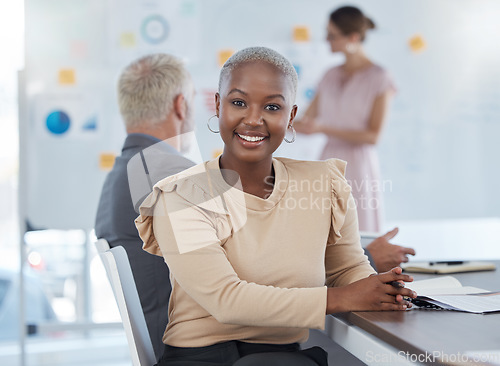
[0,333,132,366]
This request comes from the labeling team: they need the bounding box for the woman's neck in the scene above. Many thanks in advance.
[219,156,274,199]
[343,50,372,74]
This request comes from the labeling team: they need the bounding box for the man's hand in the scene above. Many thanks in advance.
[366,228,416,272]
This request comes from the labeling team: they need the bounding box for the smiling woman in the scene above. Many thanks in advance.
[135,46,416,366]
[215,59,297,198]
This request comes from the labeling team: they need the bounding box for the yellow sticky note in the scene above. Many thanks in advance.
[212,148,223,159]
[99,153,116,171]
[293,26,310,42]
[218,49,234,67]
[120,32,136,48]
[408,34,426,53]
[58,69,76,85]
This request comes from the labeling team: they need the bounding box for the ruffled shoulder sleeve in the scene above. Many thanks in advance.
[135,162,228,257]
[325,158,353,243]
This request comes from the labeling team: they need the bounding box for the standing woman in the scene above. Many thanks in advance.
[295,6,396,232]
[136,47,414,366]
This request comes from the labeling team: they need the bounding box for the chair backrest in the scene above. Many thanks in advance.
[95,239,156,366]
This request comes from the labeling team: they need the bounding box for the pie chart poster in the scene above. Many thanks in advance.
[22,92,118,230]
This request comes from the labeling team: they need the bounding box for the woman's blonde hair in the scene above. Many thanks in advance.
[219,47,298,102]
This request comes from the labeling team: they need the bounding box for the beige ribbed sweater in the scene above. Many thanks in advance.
[136,157,375,347]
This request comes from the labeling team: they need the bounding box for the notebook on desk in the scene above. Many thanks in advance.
[406,276,500,313]
[401,260,496,274]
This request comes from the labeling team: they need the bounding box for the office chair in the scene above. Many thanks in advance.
[95,239,156,366]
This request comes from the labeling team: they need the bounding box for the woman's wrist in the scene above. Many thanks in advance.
[326,287,347,314]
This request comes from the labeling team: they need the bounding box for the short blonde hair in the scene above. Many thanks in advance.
[219,47,298,102]
[118,53,192,129]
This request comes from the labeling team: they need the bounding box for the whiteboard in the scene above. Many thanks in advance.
[22,0,500,229]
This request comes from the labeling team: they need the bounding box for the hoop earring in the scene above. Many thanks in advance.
[284,125,296,143]
[207,114,219,133]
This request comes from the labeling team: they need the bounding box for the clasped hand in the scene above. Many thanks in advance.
[326,267,417,313]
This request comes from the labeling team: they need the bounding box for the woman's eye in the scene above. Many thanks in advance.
[265,104,280,111]
[232,100,245,107]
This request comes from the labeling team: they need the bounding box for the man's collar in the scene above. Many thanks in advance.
[123,133,178,153]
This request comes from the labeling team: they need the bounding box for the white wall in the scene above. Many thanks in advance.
[21,0,500,230]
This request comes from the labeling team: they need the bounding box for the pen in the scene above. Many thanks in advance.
[429,261,464,266]
[389,281,414,303]
[388,281,405,288]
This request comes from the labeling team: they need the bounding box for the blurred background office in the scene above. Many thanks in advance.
[1,0,500,365]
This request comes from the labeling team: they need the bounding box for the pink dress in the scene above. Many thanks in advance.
[316,64,396,232]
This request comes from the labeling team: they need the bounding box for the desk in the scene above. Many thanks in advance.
[325,261,500,365]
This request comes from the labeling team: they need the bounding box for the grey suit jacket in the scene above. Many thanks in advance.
[95,133,194,360]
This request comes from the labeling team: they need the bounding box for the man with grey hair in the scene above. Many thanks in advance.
[95,53,195,360]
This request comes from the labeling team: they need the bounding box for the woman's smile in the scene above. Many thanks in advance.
[235,131,269,147]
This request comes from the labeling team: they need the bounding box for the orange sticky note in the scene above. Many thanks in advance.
[218,49,234,67]
[293,26,310,42]
[408,34,426,53]
[99,153,116,171]
[58,69,76,85]
[120,32,136,48]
